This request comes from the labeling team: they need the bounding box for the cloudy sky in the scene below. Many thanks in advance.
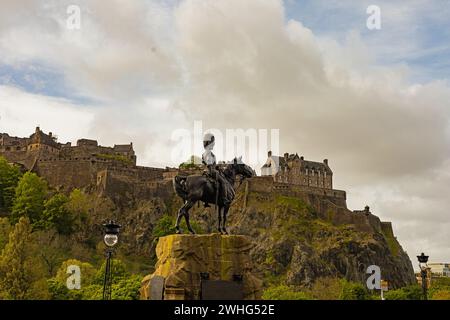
[0,0,449,269]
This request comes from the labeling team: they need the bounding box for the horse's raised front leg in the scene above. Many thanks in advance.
[175,201,187,234]
[183,200,196,234]
[221,206,230,235]
[217,206,222,233]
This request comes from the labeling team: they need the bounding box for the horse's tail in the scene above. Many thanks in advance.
[173,175,188,199]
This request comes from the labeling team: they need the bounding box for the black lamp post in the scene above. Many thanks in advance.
[102,220,121,300]
[417,252,429,300]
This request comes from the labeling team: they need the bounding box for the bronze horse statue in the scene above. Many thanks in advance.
[173,157,255,234]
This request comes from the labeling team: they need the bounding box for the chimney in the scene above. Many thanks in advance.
[49,132,52,138]
[35,126,40,133]
[323,159,328,165]
[300,156,304,160]
[284,152,289,161]
[268,150,272,157]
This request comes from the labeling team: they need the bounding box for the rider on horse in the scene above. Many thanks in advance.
[202,133,233,207]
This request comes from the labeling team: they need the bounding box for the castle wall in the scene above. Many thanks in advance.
[247,177,346,206]
[245,177,390,234]
[275,167,333,189]
[34,159,96,191]
[0,150,29,164]
[97,168,172,202]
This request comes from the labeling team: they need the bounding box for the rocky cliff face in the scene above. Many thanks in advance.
[222,184,416,289]
[100,177,415,290]
[164,180,416,289]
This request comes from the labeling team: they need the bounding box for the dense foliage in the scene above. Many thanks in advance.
[0,157,22,213]
[152,214,203,237]
[0,157,144,300]
[1,156,449,300]
[262,278,374,300]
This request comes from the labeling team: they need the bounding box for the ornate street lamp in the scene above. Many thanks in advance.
[102,220,121,300]
[417,252,429,300]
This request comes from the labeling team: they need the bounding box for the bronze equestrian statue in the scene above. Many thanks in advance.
[173,134,255,234]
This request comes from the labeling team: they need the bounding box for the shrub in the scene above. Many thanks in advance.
[262,285,311,300]
[384,285,422,300]
[340,280,370,300]
[11,172,48,225]
[152,214,203,237]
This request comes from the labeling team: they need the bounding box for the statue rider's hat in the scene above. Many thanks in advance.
[203,133,215,149]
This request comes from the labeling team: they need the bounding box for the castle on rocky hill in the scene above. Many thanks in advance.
[1,127,398,242]
[1,128,358,211]
[0,127,174,198]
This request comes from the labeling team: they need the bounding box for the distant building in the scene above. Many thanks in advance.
[428,263,450,277]
[0,127,137,169]
[0,127,164,193]
[261,151,332,189]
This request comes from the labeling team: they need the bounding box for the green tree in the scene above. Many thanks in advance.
[80,259,141,300]
[11,172,48,225]
[0,217,11,252]
[66,189,89,231]
[47,278,71,300]
[93,258,129,284]
[307,277,343,300]
[111,274,142,300]
[0,217,49,299]
[47,259,97,300]
[0,157,22,213]
[55,259,97,288]
[152,214,176,237]
[262,285,311,300]
[384,285,422,300]
[152,214,203,237]
[339,280,370,300]
[79,284,103,300]
[40,193,74,234]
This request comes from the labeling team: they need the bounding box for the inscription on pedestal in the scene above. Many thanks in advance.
[201,280,244,300]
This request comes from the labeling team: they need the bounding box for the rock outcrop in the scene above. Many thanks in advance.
[172,179,416,289]
[140,234,263,300]
[224,183,416,289]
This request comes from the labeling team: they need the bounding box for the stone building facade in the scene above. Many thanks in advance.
[0,127,136,167]
[261,151,333,189]
[0,127,170,195]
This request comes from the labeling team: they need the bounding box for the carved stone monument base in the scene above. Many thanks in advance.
[140,234,263,300]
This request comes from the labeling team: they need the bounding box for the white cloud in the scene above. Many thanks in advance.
[0,85,93,140]
[0,0,449,265]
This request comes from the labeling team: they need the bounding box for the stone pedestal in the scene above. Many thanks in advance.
[140,234,262,300]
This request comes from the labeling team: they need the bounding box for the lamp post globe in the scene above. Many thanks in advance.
[103,221,121,247]
[102,220,121,300]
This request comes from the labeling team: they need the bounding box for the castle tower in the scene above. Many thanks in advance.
[261,151,333,189]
